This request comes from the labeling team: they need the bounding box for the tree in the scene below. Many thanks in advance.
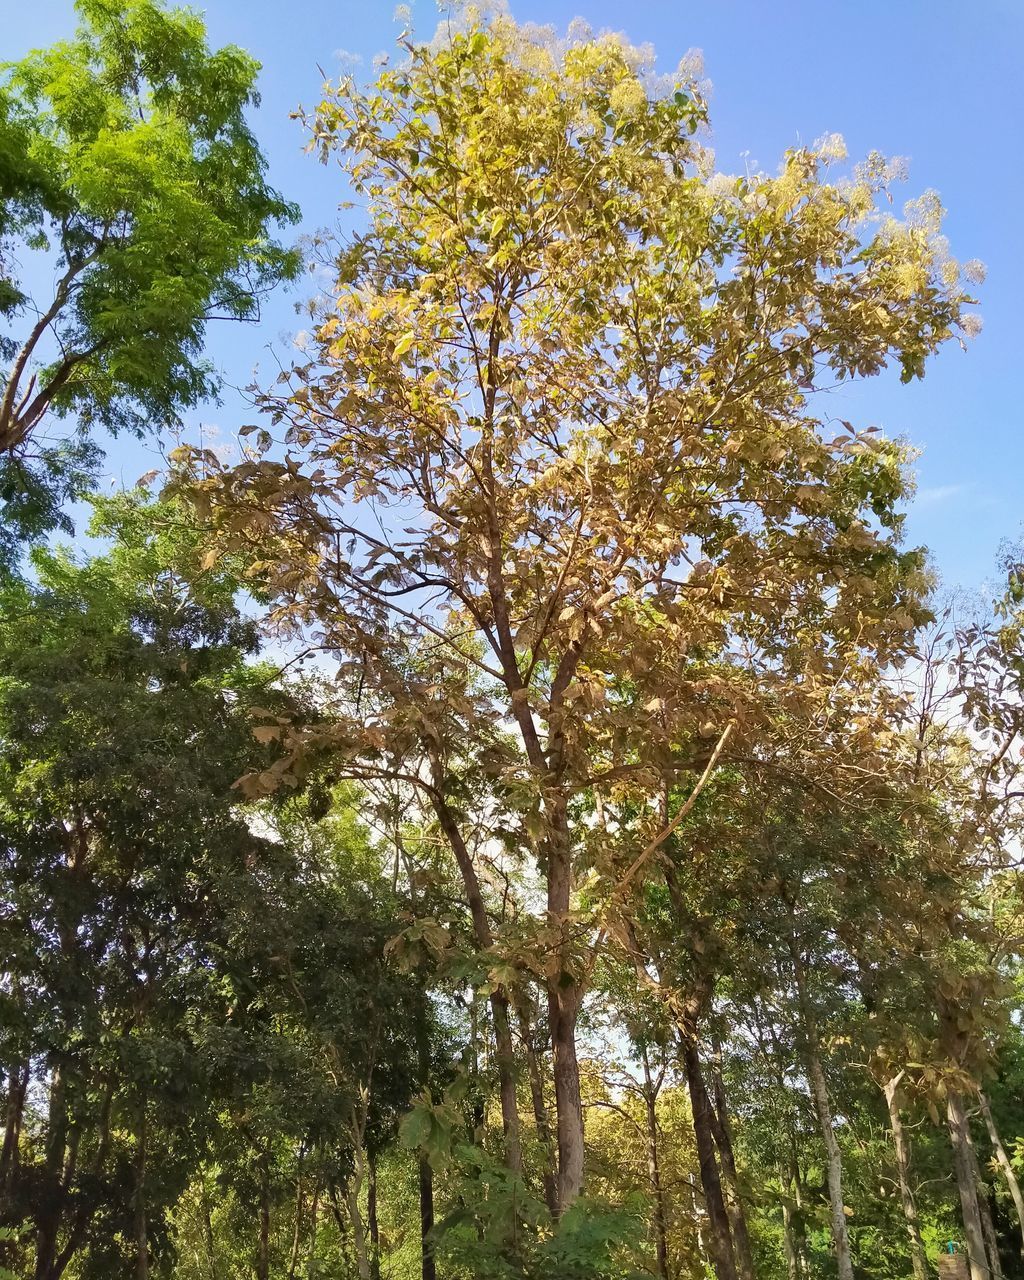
[0,0,298,544]
[181,8,976,1219]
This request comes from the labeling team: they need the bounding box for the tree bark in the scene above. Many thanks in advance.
[804,1042,854,1280]
[546,807,585,1213]
[427,780,523,1172]
[641,1052,670,1280]
[980,1091,1024,1254]
[681,1039,738,1280]
[882,1074,928,1280]
[418,1156,436,1280]
[969,1134,1004,1280]
[0,1060,28,1211]
[708,1056,755,1280]
[34,1064,69,1280]
[549,974,584,1214]
[789,945,854,1280]
[947,1089,989,1280]
[367,1151,380,1280]
[780,1161,800,1280]
[515,996,558,1215]
[134,1102,148,1280]
[258,1157,271,1280]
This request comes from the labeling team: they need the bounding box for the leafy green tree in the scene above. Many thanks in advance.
[0,0,298,551]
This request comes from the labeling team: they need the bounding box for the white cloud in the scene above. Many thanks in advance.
[915,484,964,508]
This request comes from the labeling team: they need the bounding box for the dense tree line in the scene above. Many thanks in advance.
[2,4,1022,1278]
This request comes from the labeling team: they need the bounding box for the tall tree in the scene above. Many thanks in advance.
[0,0,298,550]
[183,9,975,1214]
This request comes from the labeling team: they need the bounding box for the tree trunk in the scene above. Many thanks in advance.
[0,1060,28,1211]
[490,993,524,1175]
[134,1102,148,1280]
[969,1135,1004,1280]
[427,782,522,1171]
[882,1075,928,1280]
[346,1184,372,1280]
[34,1065,69,1280]
[547,821,584,1213]
[549,978,584,1214]
[258,1157,271,1280]
[780,1161,800,1280]
[681,1039,738,1280]
[415,994,437,1280]
[367,1151,380,1280]
[641,1056,670,1280]
[789,943,854,1280]
[947,1089,989,1280]
[980,1091,1024,1254]
[708,1056,755,1280]
[419,1156,436,1280]
[515,998,559,1215]
[805,1044,854,1280]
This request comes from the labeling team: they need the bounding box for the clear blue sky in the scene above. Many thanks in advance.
[8,1,1023,590]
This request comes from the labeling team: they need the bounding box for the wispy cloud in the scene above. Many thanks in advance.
[915,484,964,508]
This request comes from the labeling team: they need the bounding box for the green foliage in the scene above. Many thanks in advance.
[0,0,299,446]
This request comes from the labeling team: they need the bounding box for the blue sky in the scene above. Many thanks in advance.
[8,0,1023,590]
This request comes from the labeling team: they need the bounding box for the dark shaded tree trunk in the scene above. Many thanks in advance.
[34,1065,69,1280]
[0,1060,28,1209]
[682,1039,738,1280]
[641,1052,670,1280]
[257,1156,271,1280]
[418,1156,436,1280]
[134,1101,148,1280]
[368,1151,380,1280]
[415,993,437,1280]
[709,1054,755,1280]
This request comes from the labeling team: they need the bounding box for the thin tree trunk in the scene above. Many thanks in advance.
[641,1052,670,1280]
[790,945,854,1280]
[427,781,522,1172]
[286,1162,304,1280]
[980,1091,1024,1254]
[345,1183,371,1280]
[547,815,584,1212]
[947,1089,989,1280]
[515,997,558,1215]
[34,1064,69,1280]
[805,1044,854,1280]
[780,1161,799,1280]
[970,1136,1004,1280]
[0,1061,28,1210]
[415,994,436,1280]
[134,1101,148,1280]
[418,1157,436,1280]
[882,1074,928,1280]
[708,1054,755,1280]
[682,1039,738,1280]
[258,1156,271,1280]
[367,1151,380,1280]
